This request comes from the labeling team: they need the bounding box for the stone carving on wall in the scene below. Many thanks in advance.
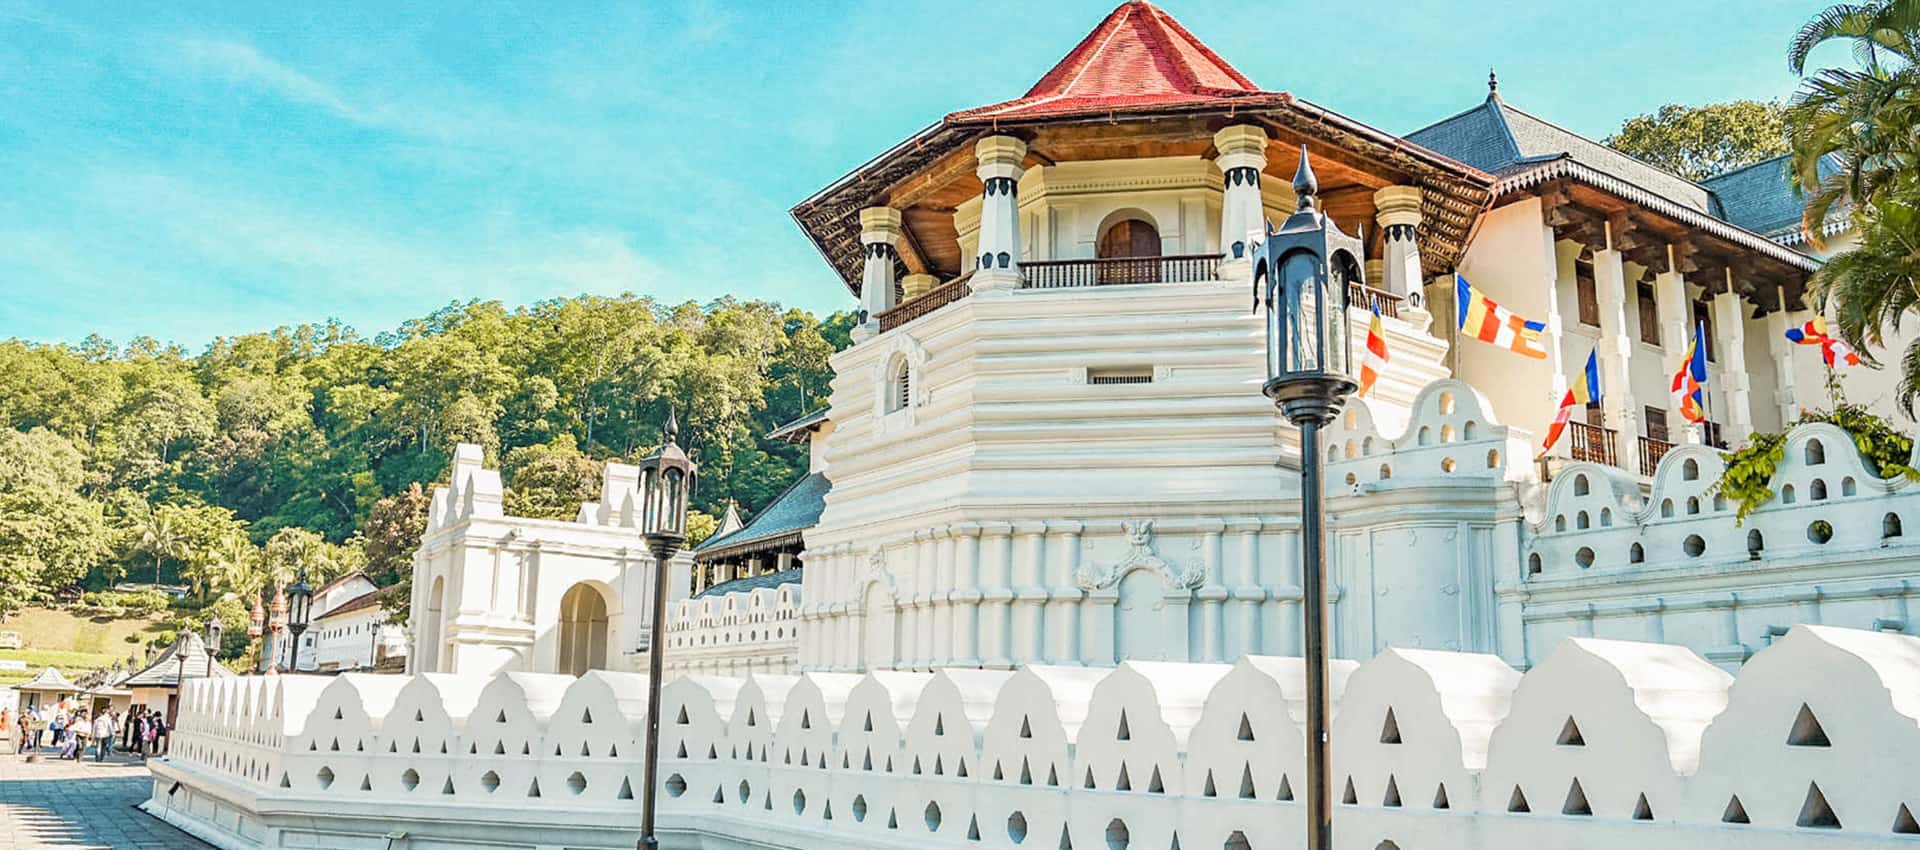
[1074,520,1203,591]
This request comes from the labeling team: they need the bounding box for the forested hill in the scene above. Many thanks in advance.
[0,294,855,617]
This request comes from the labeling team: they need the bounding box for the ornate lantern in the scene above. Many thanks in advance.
[637,409,698,544]
[286,570,313,670]
[247,600,264,639]
[205,616,223,661]
[1254,145,1366,425]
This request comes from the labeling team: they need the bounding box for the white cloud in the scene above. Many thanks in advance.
[170,37,369,123]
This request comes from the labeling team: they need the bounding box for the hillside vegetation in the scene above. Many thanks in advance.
[0,295,854,664]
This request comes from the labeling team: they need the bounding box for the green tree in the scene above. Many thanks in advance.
[132,500,188,585]
[0,487,112,614]
[502,434,602,520]
[1785,0,1920,412]
[0,428,86,494]
[1606,101,1789,180]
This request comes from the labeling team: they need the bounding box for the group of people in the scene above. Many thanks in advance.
[1,703,168,761]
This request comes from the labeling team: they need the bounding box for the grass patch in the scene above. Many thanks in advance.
[0,606,173,675]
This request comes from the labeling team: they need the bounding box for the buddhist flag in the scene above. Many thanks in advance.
[1358,304,1389,396]
[1671,323,1709,424]
[1537,349,1602,459]
[1784,315,1861,368]
[1455,275,1548,359]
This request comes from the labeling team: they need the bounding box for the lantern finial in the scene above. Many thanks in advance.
[1292,145,1318,211]
[663,406,680,446]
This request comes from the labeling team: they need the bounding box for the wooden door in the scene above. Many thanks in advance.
[1098,220,1161,259]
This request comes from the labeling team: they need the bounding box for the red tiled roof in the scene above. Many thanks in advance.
[949,0,1272,122]
[316,585,395,621]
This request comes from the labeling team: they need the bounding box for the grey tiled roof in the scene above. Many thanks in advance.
[694,568,803,599]
[1702,153,1845,242]
[767,408,829,442]
[122,631,233,689]
[694,472,830,559]
[1407,96,1713,213]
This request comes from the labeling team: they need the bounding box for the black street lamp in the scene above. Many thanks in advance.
[285,570,313,673]
[205,617,223,674]
[1252,146,1363,850]
[637,408,696,850]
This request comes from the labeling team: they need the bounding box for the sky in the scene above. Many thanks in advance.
[0,0,1830,350]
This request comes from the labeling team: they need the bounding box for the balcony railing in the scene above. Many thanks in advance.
[1639,435,1674,477]
[1568,421,1618,467]
[1022,254,1220,289]
[876,271,974,332]
[1348,283,1404,319]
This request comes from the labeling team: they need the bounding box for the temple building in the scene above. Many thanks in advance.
[407,0,1918,682]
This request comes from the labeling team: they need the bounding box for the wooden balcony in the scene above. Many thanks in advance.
[876,271,974,332]
[1022,253,1220,289]
[1568,421,1618,467]
[1348,283,1404,319]
[1639,435,1674,477]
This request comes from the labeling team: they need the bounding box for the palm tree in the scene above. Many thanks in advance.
[1785,0,1920,244]
[136,503,187,586]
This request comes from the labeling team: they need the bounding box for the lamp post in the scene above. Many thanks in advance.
[247,598,265,673]
[205,617,223,675]
[637,409,697,850]
[285,570,313,673]
[1252,146,1363,850]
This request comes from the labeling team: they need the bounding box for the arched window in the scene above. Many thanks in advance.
[557,583,610,676]
[888,358,912,414]
[1097,218,1161,259]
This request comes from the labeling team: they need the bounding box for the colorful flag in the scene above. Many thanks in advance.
[1671,323,1709,423]
[1784,315,1861,368]
[1537,350,1602,459]
[1455,275,1548,359]
[1358,304,1389,396]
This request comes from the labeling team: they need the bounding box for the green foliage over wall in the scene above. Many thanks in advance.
[1714,404,1919,522]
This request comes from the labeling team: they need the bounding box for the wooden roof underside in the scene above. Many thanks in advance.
[1512,176,1814,312]
[792,100,1495,298]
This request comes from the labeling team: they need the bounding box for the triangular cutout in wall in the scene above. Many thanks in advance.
[1116,711,1130,741]
[1788,703,1832,747]
[1058,824,1073,850]
[1020,757,1033,786]
[1277,774,1294,802]
[1895,803,1920,834]
[1508,786,1530,813]
[1562,779,1592,816]
[935,714,945,736]
[1798,782,1842,829]
[1203,770,1217,798]
[1381,708,1402,744]
[967,815,980,841]
[1237,714,1255,742]
[441,778,455,795]
[1342,777,1358,805]
[618,777,634,800]
[527,778,541,798]
[1019,716,1032,738]
[1147,766,1164,793]
[1632,793,1653,821]
[1116,763,1132,791]
[1723,795,1750,824]
[1432,783,1450,809]
[1383,775,1402,808]
[1557,717,1584,746]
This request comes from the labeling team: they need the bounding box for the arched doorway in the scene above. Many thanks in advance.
[557,583,610,675]
[1097,217,1162,284]
[423,576,446,672]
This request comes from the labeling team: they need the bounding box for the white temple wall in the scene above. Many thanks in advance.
[145,626,1920,850]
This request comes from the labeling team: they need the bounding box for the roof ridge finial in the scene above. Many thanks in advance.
[1291,144,1317,211]
[1488,67,1500,100]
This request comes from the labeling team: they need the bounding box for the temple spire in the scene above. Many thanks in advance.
[1488,67,1500,100]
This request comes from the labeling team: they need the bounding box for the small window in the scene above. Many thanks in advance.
[1088,366,1153,385]
[888,359,912,413]
[1636,282,1660,345]
[1644,407,1669,442]
[1692,301,1716,362]
[1574,256,1599,326]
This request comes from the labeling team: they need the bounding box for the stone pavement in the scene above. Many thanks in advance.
[0,749,211,849]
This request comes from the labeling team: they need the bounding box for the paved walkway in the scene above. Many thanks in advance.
[0,748,211,849]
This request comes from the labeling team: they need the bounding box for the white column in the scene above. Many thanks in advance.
[1713,277,1754,443]
[1373,186,1423,298]
[1655,262,1690,431]
[950,525,982,667]
[977,523,1014,669]
[851,207,902,343]
[1213,124,1268,280]
[1595,231,1640,444]
[1539,228,1569,402]
[1043,521,1082,665]
[1224,519,1263,660]
[1766,289,1800,425]
[1010,523,1047,666]
[901,273,937,302]
[971,135,1028,292]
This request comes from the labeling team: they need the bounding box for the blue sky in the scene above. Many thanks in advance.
[0,0,1826,349]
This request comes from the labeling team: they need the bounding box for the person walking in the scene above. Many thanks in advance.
[150,712,168,756]
[92,709,116,762]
